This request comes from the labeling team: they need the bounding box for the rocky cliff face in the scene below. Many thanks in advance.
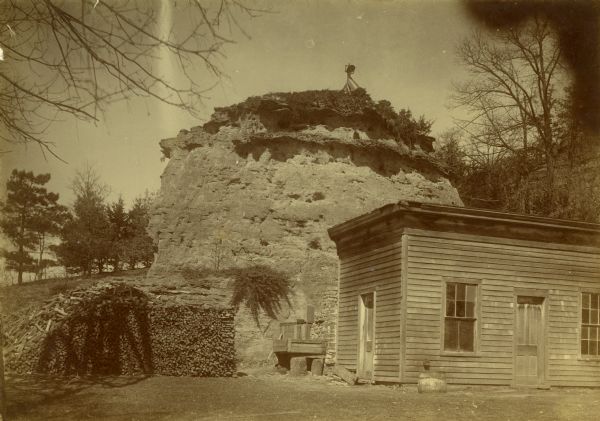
[148,89,462,363]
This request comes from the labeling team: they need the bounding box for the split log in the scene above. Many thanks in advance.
[333,365,357,385]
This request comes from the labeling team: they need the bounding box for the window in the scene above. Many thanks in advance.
[581,292,600,357]
[444,282,477,352]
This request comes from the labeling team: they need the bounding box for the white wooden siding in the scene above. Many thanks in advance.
[404,229,600,386]
[337,240,403,382]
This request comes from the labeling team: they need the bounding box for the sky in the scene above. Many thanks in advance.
[1,0,476,207]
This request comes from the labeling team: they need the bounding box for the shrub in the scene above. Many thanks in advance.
[308,238,321,250]
[229,265,291,326]
[312,192,325,201]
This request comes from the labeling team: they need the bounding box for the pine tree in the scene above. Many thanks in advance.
[54,166,111,276]
[0,170,66,284]
[122,194,156,269]
[30,199,70,280]
[107,197,128,271]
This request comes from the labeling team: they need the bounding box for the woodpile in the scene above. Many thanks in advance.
[2,282,235,377]
[149,306,235,377]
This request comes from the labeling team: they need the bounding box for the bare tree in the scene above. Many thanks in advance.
[71,162,109,203]
[452,16,566,200]
[0,0,262,158]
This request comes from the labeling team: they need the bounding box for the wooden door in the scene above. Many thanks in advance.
[515,296,545,386]
[357,292,375,380]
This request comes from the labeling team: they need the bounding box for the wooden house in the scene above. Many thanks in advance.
[327,201,600,387]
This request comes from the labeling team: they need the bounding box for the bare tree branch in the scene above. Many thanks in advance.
[0,0,263,154]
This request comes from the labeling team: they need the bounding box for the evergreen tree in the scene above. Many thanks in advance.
[107,197,128,271]
[54,166,111,276]
[121,194,156,269]
[0,170,66,284]
[30,199,70,280]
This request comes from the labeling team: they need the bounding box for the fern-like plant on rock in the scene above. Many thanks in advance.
[229,265,292,327]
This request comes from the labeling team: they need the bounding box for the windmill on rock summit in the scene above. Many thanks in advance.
[342,64,360,93]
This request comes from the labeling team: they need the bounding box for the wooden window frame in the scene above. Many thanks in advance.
[579,289,600,362]
[440,278,482,357]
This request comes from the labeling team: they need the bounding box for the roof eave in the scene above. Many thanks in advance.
[328,201,600,243]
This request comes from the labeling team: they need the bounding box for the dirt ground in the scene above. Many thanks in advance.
[5,371,600,421]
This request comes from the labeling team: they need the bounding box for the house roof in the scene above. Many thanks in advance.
[328,201,600,247]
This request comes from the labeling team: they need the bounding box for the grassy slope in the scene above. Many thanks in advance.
[0,269,149,317]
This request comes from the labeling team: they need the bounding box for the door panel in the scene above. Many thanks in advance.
[515,296,545,386]
[357,292,374,380]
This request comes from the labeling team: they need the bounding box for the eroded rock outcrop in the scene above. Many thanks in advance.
[148,89,463,363]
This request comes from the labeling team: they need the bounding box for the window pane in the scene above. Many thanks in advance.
[447,283,456,300]
[590,340,598,356]
[583,309,590,324]
[445,319,459,351]
[592,310,598,325]
[446,300,455,317]
[592,327,598,341]
[466,285,476,302]
[582,339,589,355]
[593,294,599,309]
[445,283,478,353]
[466,302,475,318]
[459,320,475,352]
[457,284,466,301]
[456,301,465,318]
[582,326,589,340]
[583,293,590,309]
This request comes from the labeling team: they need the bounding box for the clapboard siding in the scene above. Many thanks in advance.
[404,230,600,386]
[336,240,402,380]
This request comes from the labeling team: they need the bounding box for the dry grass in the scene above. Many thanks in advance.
[0,269,148,317]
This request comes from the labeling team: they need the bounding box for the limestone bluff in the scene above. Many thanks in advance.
[147,89,462,361]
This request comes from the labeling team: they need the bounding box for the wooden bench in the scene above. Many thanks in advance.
[273,306,326,373]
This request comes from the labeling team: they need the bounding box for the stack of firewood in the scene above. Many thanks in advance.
[2,282,235,377]
[150,306,235,377]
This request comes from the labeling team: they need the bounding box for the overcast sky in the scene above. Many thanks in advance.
[2,0,476,206]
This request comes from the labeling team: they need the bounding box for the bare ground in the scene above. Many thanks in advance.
[5,372,600,421]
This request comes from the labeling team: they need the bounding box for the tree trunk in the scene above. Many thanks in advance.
[113,254,120,272]
[0,315,7,420]
[36,233,45,281]
[18,211,25,284]
[17,256,23,285]
[545,153,557,210]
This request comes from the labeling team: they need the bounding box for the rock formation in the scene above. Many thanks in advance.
[148,89,462,363]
